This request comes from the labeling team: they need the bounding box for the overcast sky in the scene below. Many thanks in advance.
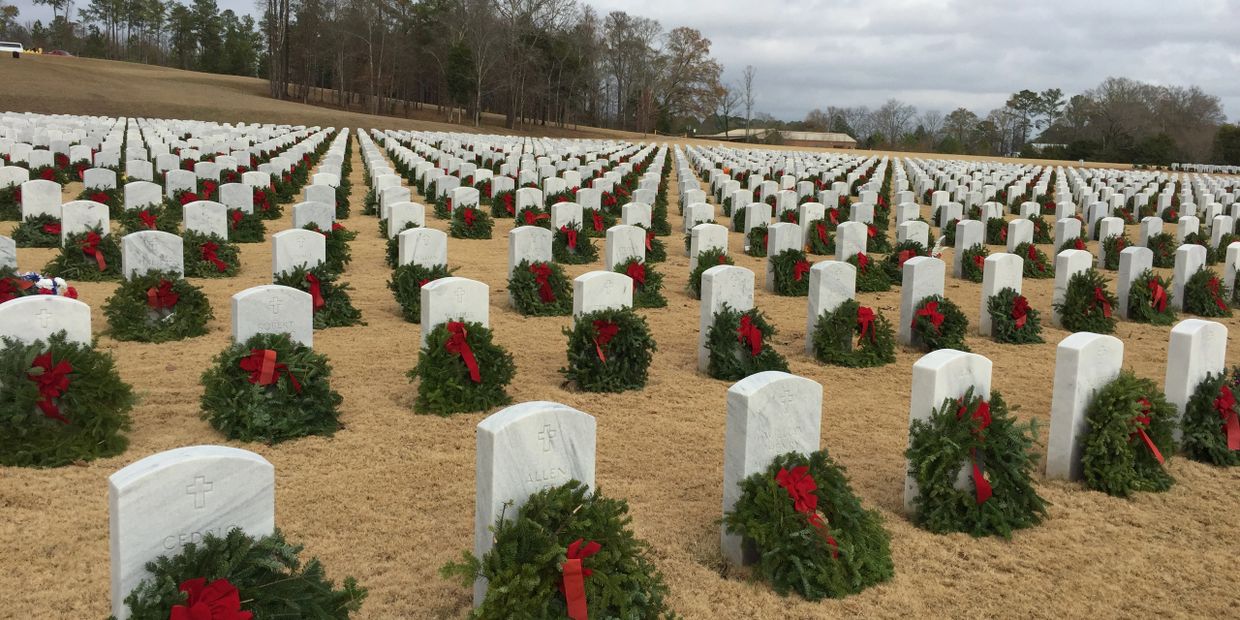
[14,0,1239,121]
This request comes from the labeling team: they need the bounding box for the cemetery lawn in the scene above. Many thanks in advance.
[1,60,1239,617]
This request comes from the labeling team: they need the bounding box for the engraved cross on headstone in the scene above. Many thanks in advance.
[36,309,52,328]
[186,475,213,509]
[267,297,283,314]
[538,424,558,452]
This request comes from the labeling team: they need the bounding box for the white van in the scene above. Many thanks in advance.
[0,41,23,58]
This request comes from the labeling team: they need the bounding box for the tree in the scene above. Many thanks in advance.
[943,107,979,147]
[652,26,721,125]
[872,98,916,148]
[710,81,738,134]
[740,64,755,142]
[803,108,830,132]
[1213,124,1240,166]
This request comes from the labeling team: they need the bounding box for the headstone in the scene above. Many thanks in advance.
[1211,215,1234,249]
[388,202,426,239]
[124,181,162,211]
[952,220,984,278]
[765,223,802,291]
[689,223,729,273]
[0,295,92,346]
[1176,216,1199,244]
[121,231,184,278]
[805,261,856,354]
[20,179,61,218]
[898,220,930,247]
[683,203,714,233]
[1046,333,1124,481]
[291,201,334,230]
[1052,250,1094,327]
[1138,217,1163,247]
[572,271,632,318]
[1096,217,1125,268]
[551,202,582,230]
[898,257,945,345]
[798,202,826,247]
[835,221,867,262]
[621,202,652,229]
[979,253,1023,337]
[83,168,117,190]
[420,276,489,347]
[108,446,275,620]
[743,203,771,236]
[721,372,823,566]
[164,170,197,198]
[699,265,755,371]
[398,227,448,268]
[1005,219,1033,253]
[231,284,313,346]
[183,200,228,239]
[0,235,14,270]
[1054,218,1082,251]
[271,228,326,276]
[1172,244,1208,311]
[1117,247,1154,319]
[1164,319,1228,441]
[508,226,553,277]
[59,200,109,245]
[303,184,335,207]
[1226,242,1240,299]
[219,183,253,214]
[604,225,646,270]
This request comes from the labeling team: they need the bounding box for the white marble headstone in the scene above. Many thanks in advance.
[0,295,92,346]
[231,284,314,347]
[121,231,184,278]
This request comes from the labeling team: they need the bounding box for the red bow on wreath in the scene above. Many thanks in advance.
[170,577,252,620]
[230,210,243,230]
[794,259,812,281]
[625,262,646,286]
[90,191,109,204]
[179,192,199,206]
[856,306,876,344]
[898,249,917,267]
[42,222,62,235]
[591,211,604,232]
[28,352,73,424]
[138,210,158,230]
[1026,244,1038,262]
[529,263,556,302]
[1132,399,1165,463]
[502,193,515,215]
[40,168,56,181]
[645,230,655,251]
[815,222,830,244]
[1207,277,1228,312]
[776,466,840,557]
[1213,386,1240,451]
[1011,295,1030,329]
[1092,287,1112,318]
[560,226,578,249]
[201,241,228,272]
[867,224,877,239]
[855,252,869,274]
[737,314,763,355]
[560,538,601,620]
[1148,279,1167,313]
[445,321,482,383]
[239,349,301,393]
[914,301,945,330]
[80,231,107,271]
[522,209,549,226]
[1073,238,1086,251]
[956,399,993,504]
[305,273,325,310]
[592,320,618,362]
[972,253,985,270]
[146,279,179,310]
[827,209,839,225]
[463,208,477,227]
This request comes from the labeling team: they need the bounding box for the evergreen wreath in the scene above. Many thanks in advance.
[767,249,812,296]
[613,258,666,308]
[866,222,891,253]
[12,213,62,247]
[704,304,789,380]
[117,205,179,235]
[384,223,420,268]
[959,244,988,283]
[1181,268,1232,317]
[200,332,343,443]
[1080,371,1176,497]
[388,263,454,323]
[225,209,266,243]
[44,228,122,281]
[102,271,212,343]
[508,260,573,316]
[882,240,929,284]
[1126,270,1176,325]
[639,227,666,263]
[361,186,378,216]
[688,248,734,299]
[489,189,515,218]
[1181,369,1240,467]
[304,223,355,275]
[1212,233,1240,263]
[183,231,240,278]
[1146,232,1177,268]
[746,225,769,257]
[560,307,656,392]
[941,218,959,246]
[0,332,134,468]
[0,184,18,220]
[986,288,1043,344]
[985,217,1006,245]
[807,220,836,255]
[516,206,554,230]
[450,205,494,239]
[905,389,1047,537]
[1054,269,1118,334]
[811,299,896,368]
[120,528,367,620]
[1101,234,1130,270]
[273,265,364,328]
[722,449,894,601]
[847,252,891,293]
[1057,237,1088,255]
[1014,242,1053,279]
[1031,216,1052,244]
[584,209,615,238]
[732,211,746,233]
[410,320,515,415]
[909,295,970,352]
[552,222,598,264]
[441,481,674,620]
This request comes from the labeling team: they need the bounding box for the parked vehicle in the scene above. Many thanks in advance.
[0,41,22,59]
[46,49,73,57]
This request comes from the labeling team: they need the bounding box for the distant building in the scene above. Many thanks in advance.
[697,128,857,149]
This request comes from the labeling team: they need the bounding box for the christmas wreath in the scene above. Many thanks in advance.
[584,209,615,238]
[410,320,515,415]
[183,231,240,278]
[905,389,1047,537]
[847,252,891,293]
[1014,243,1053,279]
[1181,369,1240,466]
[909,295,970,352]
[688,248,734,299]
[639,227,666,263]
[12,213,62,247]
[959,244,988,283]
[388,263,454,323]
[986,288,1043,344]
[882,241,929,284]
[1080,371,1176,497]
[120,528,367,620]
[384,223,420,268]
[273,265,364,328]
[560,307,656,392]
[434,195,454,220]
[722,449,893,600]
[704,304,789,380]
[1054,269,1117,334]
[102,272,212,342]
[732,211,747,233]
[1057,237,1088,255]
[1101,234,1130,270]
[746,225,769,257]
[304,223,355,275]
[200,332,343,443]
[450,205,494,239]
[361,186,378,216]
[552,223,598,264]
[79,187,120,214]
[807,220,836,255]
[764,249,809,296]
[613,258,666,308]
[226,209,266,243]
[508,260,573,316]
[941,218,959,246]
[489,189,515,218]
[985,218,1006,245]
[118,205,179,235]
[1181,268,1232,317]
[441,481,673,620]
[0,332,134,468]
[44,228,122,281]
[866,222,891,253]
[811,299,896,368]
[1145,232,1176,268]
[1126,270,1175,325]
[517,207,554,230]
[0,184,18,220]
[1031,216,1052,244]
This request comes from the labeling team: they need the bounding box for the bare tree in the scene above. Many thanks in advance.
[919,110,944,141]
[710,81,738,134]
[741,64,756,142]
[871,98,917,147]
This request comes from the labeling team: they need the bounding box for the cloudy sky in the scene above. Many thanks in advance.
[14,0,1240,121]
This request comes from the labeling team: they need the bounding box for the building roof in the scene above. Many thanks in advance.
[697,128,856,144]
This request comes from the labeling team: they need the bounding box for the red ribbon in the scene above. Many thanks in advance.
[239,349,302,392]
[529,263,556,302]
[445,321,481,382]
[42,222,62,235]
[80,231,107,271]
[1026,244,1038,262]
[169,577,251,620]
[463,208,477,227]
[867,224,877,238]
[791,258,812,281]
[855,253,868,274]
[40,168,56,181]
[201,241,228,272]
[1214,386,1240,451]
[1011,295,1030,329]
[28,352,73,424]
[1208,277,1227,312]
[592,211,604,232]
[1073,238,1086,251]
[972,253,985,269]
[230,210,243,230]
[91,191,110,204]
[815,222,829,244]
[522,209,549,226]
[1093,287,1112,318]
[828,209,839,225]
[1134,399,1164,464]
[737,314,763,355]
[592,320,618,362]
[139,210,158,230]
[502,193,514,215]
[914,301,945,330]
[956,400,993,504]
[626,261,646,286]
[560,539,600,620]
[1148,279,1167,313]
[898,249,916,267]
[179,191,198,206]
[305,273,325,310]
[857,306,876,343]
[560,226,578,249]
[776,466,839,557]
[645,231,654,251]
[146,279,179,310]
